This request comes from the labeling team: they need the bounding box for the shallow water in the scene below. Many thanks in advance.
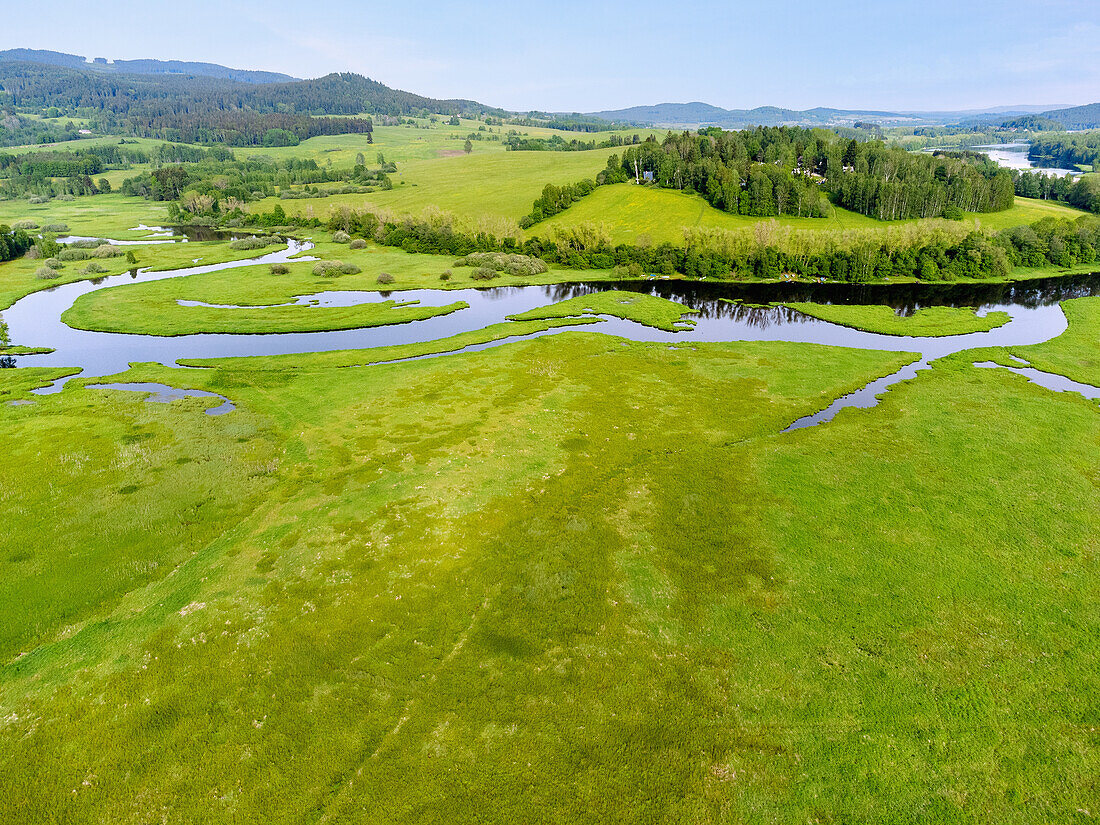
[4,239,1100,426]
[85,382,235,415]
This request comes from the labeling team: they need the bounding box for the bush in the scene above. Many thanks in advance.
[456,251,549,276]
[470,267,499,281]
[612,262,644,278]
[11,219,38,231]
[270,263,289,274]
[80,262,106,274]
[340,263,361,275]
[27,196,48,204]
[35,266,60,280]
[58,248,90,261]
[57,194,74,202]
[349,238,367,249]
[230,235,277,251]
[312,260,345,276]
[332,230,351,243]
[376,272,395,284]
[439,270,452,281]
[41,223,69,233]
[93,244,123,258]
[70,239,108,249]
[44,257,64,269]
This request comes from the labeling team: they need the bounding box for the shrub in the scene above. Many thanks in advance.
[230,235,276,251]
[456,252,549,276]
[93,244,123,258]
[41,223,69,233]
[439,270,452,281]
[58,248,90,261]
[340,263,361,275]
[332,230,351,243]
[270,263,289,274]
[612,262,644,278]
[470,267,499,281]
[27,196,48,204]
[80,262,106,274]
[312,260,345,276]
[11,219,38,231]
[70,239,108,249]
[376,272,395,284]
[35,266,60,280]
[349,238,367,249]
[57,194,74,202]
[44,257,64,269]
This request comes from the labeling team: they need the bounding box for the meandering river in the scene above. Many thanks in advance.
[4,239,1099,427]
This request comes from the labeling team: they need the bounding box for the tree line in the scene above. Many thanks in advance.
[1013,170,1100,213]
[229,202,1100,283]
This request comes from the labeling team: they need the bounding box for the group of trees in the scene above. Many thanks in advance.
[518,128,1017,229]
[831,144,1015,219]
[0,224,33,262]
[503,132,644,152]
[121,153,394,207]
[1014,170,1100,213]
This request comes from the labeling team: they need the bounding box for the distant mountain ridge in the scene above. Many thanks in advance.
[0,49,298,84]
[585,102,1084,129]
[1030,102,1100,130]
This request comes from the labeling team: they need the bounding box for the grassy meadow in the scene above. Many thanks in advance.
[782,302,1012,336]
[1,292,1099,820]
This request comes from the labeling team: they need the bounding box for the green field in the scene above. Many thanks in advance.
[534,184,1091,245]
[2,287,1099,820]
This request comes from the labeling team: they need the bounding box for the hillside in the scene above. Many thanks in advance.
[0,49,297,83]
[0,54,503,118]
[1035,102,1100,130]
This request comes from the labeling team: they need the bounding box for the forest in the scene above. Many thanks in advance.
[0,59,501,146]
[1027,132,1100,171]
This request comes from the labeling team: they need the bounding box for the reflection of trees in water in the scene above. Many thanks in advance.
[474,271,1100,318]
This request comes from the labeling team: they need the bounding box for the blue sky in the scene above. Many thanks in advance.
[3,0,1098,112]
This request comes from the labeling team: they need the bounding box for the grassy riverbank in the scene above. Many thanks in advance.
[782,302,1012,336]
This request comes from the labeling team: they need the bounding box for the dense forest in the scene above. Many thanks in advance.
[1027,133,1100,171]
[0,60,501,146]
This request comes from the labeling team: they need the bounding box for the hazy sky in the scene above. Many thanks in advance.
[3,0,1098,112]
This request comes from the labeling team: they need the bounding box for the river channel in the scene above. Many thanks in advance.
[4,237,1100,427]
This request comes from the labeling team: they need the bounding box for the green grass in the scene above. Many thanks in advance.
[3,308,1100,820]
[249,148,618,229]
[782,302,1012,336]
[63,273,468,336]
[533,185,1091,246]
[1006,296,1100,385]
[508,290,698,331]
[0,235,286,313]
[0,192,170,239]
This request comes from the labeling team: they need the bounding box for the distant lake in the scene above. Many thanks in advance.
[973,143,1080,178]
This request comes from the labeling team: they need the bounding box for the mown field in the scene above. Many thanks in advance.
[1,282,1098,821]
